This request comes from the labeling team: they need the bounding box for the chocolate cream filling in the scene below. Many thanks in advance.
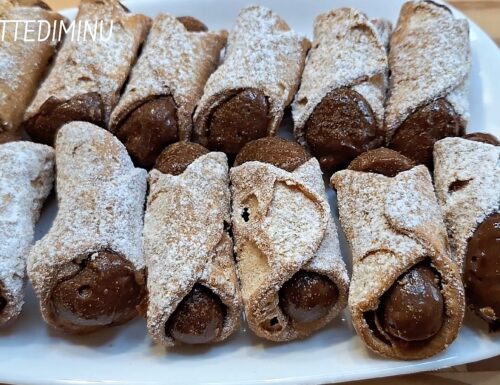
[305,87,381,174]
[206,89,271,157]
[24,92,105,146]
[115,96,179,169]
[165,284,226,344]
[50,251,144,329]
[389,98,463,168]
[465,212,500,330]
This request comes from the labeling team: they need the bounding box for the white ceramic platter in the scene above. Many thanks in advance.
[0,0,499,384]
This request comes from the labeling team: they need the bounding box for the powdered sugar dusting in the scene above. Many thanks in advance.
[385,0,471,139]
[230,158,348,341]
[434,137,499,271]
[0,141,54,325]
[110,13,226,141]
[194,5,309,139]
[292,8,388,139]
[27,122,147,328]
[144,152,241,346]
[24,0,150,123]
[0,2,64,131]
[331,166,464,359]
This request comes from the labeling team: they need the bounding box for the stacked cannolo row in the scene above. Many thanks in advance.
[144,142,241,346]
[28,122,147,333]
[332,148,465,359]
[109,14,227,169]
[434,134,500,330]
[385,0,471,167]
[23,0,151,146]
[0,0,65,142]
[230,137,349,341]
[0,141,54,326]
[292,8,390,174]
[193,6,309,158]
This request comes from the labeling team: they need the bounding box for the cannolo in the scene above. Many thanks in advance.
[292,8,389,174]
[144,142,241,346]
[193,6,309,158]
[23,0,151,146]
[230,137,349,341]
[385,0,471,167]
[434,134,500,330]
[109,14,227,169]
[0,141,54,325]
[331,148,464,359]
[28,122,147,333]
[0,0,65,138]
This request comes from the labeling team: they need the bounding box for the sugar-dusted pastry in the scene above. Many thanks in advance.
[109,14,227,169]
[434,134,500,330]
[331,148,464,359]
[230,137,349,341]
[28,122,147,334]
[0,141,54,325]
[193,6,309,157]
[23,0,151,146]
[0,0,65,141]
[385,0,471,167]
[292,8,389,174]
[144,142,241,346]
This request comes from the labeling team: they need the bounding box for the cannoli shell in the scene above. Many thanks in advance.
[144,152,241,346]
[331,166,465,359]
[193,5,309,142]
[0,141,54,325]
[231,158,349,341]
[0,1,65,132]
[433,137,500,272]
[384,0,471,140]
[24,0,151,126]
[27,121,147,333]
[292,8,389,141]
[109,13,227,142]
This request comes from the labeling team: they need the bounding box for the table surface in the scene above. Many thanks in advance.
[39,0,500,384]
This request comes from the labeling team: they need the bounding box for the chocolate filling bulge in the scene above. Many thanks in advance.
[377,262,444,342]
[24,92,105,146]
[156,141,227,343]
[348,147,415,177]
[177,16,208,32]
[206,89,271,157]
[304,87,381,174]
[165,284,226,344]
[389,98,463,168]
[279,271,339,324]
[234,136,310,172]
[464,212,500,330]
[115,96,179,169]
[235,137,339,324]
[154,141,209,175]
[50,251,144,328]
[463,132,500,146]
